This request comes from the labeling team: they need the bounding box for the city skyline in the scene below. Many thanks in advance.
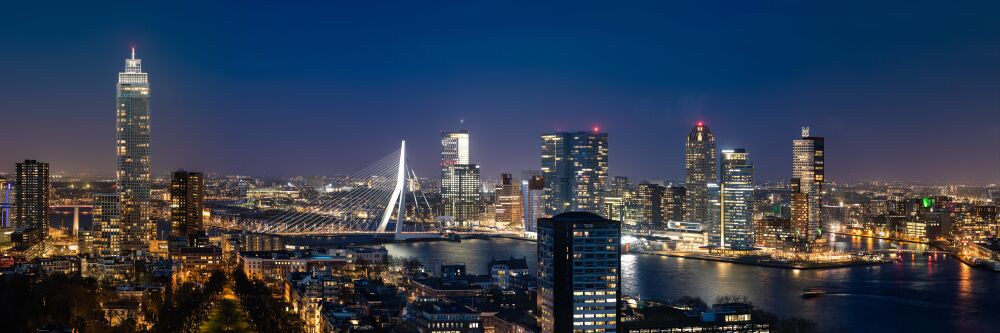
[1,2,998,184]
[1,4,999,332]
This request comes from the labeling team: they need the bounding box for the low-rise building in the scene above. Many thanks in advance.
[407,300,484,333]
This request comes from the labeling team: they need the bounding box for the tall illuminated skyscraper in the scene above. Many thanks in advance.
[116,48,152,255]
[792,127,824,239]
[684,122,717,225]
[440,129,478,224]
[440,130,470,180]
[540,131,608,216]
[719,149,754,250]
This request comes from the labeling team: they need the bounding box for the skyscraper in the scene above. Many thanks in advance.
[719,149,754,250]
[521,173,544,232]
[537,212,621,333]
[441,130,479,225]
[442,164,481,224]
[540,131,608,216]
[13,160,49,254]
[684,122,717,225]
[441,130,470,181]
[792,127,825,240]
[170,170,205,239]
[117,48,152,255]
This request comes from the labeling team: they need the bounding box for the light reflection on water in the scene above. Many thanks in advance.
[383,236,1000,333]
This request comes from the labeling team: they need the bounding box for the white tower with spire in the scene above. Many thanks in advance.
[116,48,152,255]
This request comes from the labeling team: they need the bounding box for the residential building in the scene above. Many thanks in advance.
[537,212,621,333]
[170,170,205,239]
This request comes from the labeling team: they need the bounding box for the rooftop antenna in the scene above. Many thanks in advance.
[131,47,136,60]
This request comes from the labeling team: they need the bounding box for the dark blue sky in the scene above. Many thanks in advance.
[1,1,998,183]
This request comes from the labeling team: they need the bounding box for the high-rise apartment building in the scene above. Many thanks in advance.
[792,127,825,240]
[789,178,810,249]
[537,212,621,333]
[637,182,665,231]
[540,131,608,216]
[13,160,49,252]
[494,173,523,230]
[170,170,205,238]
[117,48,153,255]
[684,122,717,225]
[719,149,754,250]
[92,193,122,256]
[664,185,686,222]
[442,164,481,224]
[521,173,544,232]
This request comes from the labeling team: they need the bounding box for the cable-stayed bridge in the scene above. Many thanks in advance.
[228,141,440,239]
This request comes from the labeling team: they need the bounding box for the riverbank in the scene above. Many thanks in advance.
[641,251,891,270]
[836,232,1000,272]
[832,232,930,245]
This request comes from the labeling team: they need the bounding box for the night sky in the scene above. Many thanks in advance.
[1,1,998,183]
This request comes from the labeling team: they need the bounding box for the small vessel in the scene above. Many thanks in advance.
[802,288,827,298]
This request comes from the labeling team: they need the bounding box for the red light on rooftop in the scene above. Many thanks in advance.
[697,121,704,127]
[593,126,600,132]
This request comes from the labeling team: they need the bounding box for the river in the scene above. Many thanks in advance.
[382,235,1000,333]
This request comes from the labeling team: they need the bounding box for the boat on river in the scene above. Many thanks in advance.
[802,287,827,298]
